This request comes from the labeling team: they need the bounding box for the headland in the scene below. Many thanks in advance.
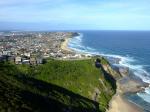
[62,32,149,112]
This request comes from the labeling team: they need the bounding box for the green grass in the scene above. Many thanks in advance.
[0,57,117,112]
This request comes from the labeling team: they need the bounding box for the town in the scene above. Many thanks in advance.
[0,31,90,65]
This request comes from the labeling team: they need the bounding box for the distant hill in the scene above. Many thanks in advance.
[0,57,119,112]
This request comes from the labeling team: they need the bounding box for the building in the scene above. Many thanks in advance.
[30,57,37,65]
[36,58,43,64]
[2,51,11,56]
[24,53,30,57]
[15,56,22,64]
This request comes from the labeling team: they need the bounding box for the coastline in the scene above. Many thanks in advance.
[107,93,143,112]
[60,34,92,60]
[61,33,147,112]
[107,64,149,112]
[61,37,73,53]
[107,78,145,112]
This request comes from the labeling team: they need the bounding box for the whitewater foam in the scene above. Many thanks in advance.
[68,32,150,104]
[68,34,100,55]
[137,92,150,103]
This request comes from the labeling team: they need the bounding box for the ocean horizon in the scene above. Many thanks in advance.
[68,30,150,112]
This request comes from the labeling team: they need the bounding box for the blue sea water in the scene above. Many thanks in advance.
[68,30,150,111]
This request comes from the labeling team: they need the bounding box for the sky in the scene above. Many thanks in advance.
[0,0,150,30]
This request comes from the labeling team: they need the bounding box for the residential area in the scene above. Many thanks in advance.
[0,31,86,65]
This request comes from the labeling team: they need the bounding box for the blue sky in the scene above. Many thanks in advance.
[0,0,150,30]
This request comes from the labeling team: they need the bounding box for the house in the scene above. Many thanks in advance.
[24,53,30,57]
[2,51,11,56]
[30,57,37,65]
[15,56,22,64]
[36,58,43,64]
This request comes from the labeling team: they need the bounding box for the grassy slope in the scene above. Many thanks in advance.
[0,57,116,112]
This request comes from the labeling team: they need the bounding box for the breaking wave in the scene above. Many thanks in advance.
[68,33,150,104]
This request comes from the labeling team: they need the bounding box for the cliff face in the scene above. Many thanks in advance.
[103,64,121,79]
[0,57,119,112]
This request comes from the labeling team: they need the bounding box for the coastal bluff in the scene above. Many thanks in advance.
[0,57,120,112]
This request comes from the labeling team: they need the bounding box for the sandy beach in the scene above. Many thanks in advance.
[108,94,143,112]
[61,37,73,52]
[107,75,147,112]
[60,36,92,60]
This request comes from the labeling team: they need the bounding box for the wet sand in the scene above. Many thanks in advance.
[108,94,143,112]
[107,75,147,112]
[61,37,72,52]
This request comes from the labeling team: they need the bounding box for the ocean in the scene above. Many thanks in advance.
[68,30,150,112]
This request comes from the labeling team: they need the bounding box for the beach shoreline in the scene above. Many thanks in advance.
[61,37,73,53]
[60,34,92,60]
[107,76,146,112]
[61,33,148,112]
[107,93,143,112]
[107,62,149,112]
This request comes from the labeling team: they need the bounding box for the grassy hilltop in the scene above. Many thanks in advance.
[0,57,119,112]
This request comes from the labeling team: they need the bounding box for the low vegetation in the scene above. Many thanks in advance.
[0,57,117,112]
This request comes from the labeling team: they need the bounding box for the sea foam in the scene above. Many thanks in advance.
[68,32,150,104]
